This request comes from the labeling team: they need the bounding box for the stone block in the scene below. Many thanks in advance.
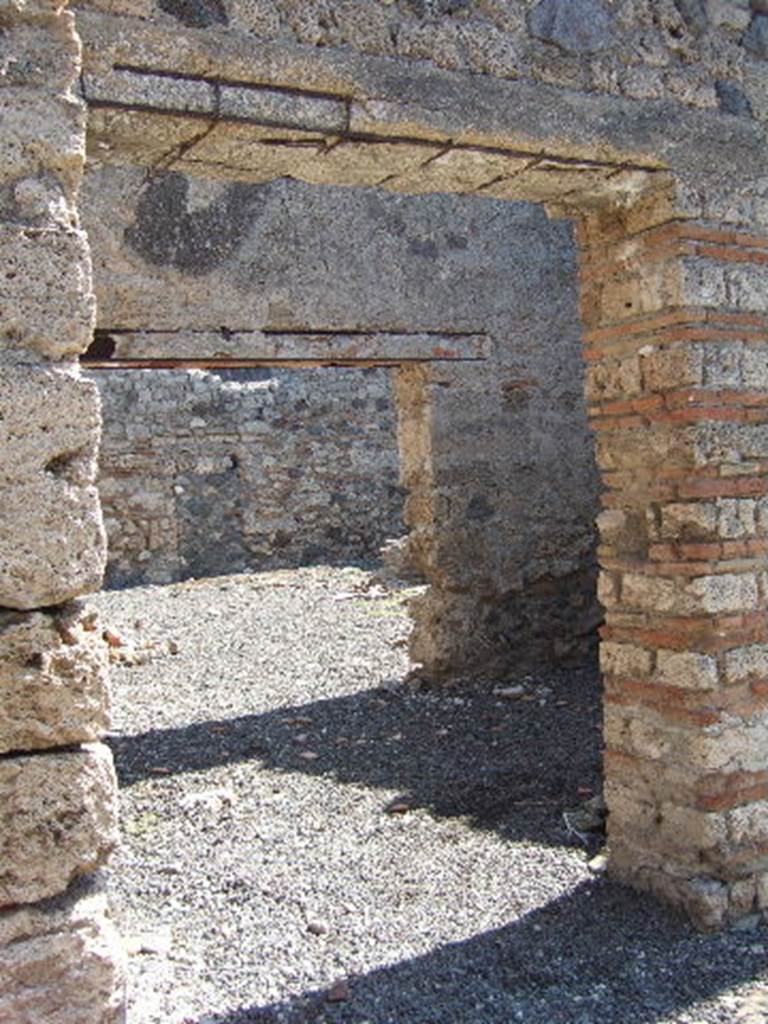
[218,82,347,131]
[724,801,768,854]
[703,343,742,389]
[86,106,212,168]
[0,226,95,358]
[528,0,614,54]
[694,421,768,468]
[681,259,727,308]
[710,0,752,31]
[654,650,719,690]
[604,705,674,763]
[597,570,620,608]
[659,502,718,540]
[743,61,768,126]
[728,878,757,919]
[661,804,727,853]
[76,0,153,16]
[0,743,118,907]
[83,69,215,115]
[725,643,768,684]
[11,176,76,230]
[595,423,693,474]
[744,13,768,57]
[586,356,642,403]
[0,603,110,755]
[725,263,768,313]
[718,498,756,538]
[757,871,768,910]
[621,572,757,615]
[596,507,647,555]
[641,345,704,393]
[0,874,125,1024]
[600,640,652,678]
[607,702,768,773]
[0,15,80,93]
[0,366,106,608]
[0,0,71,13]
[0,88,84,195]
[742,345,768,391]
[174,122,326,182]
[684,573,757,610]
[714,80,752,118]
[480,164,615,205]
[678,877,729,931]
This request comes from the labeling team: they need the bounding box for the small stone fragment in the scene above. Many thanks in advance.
[588,852,608,875]
[744,13,768,56]
[674,0,708,35]
[715,80,753,116]
[386,800,412,814]
[180,787,236,815]
[103,627,124,649]
[529,0,614,54]
[326,979,350,1003]
[306,920,329,936]
[494,685,525,699]
[732,914,761,932]
[124,927,173,955]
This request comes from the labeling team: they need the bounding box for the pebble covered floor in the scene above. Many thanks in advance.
[93,566,768,1024]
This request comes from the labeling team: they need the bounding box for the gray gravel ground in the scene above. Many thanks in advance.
[93,566,768,1024]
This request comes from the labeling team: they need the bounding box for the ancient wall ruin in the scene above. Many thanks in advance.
[2,0,768,1018]
[85,169,600,662]
[90,365,404,586]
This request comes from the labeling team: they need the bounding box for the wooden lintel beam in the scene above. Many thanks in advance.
[82,330,491,367]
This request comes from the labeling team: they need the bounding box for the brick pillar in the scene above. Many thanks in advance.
[0,0,124,1019]
[394,362,505,680]
[580,193,768,928]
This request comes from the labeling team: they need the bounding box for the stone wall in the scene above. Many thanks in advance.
[75,0,768,125]
[0,1,125,1018]
[82,168,602,663]
[89,365,404,586]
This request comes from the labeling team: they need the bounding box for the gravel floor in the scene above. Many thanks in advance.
[93,565,768,1024]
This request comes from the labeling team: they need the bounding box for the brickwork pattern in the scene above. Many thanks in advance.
[91,365,404,586]
[581,200,768,928]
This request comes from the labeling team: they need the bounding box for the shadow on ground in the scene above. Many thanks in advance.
[109,662,603,849]
[110,662,768,1024]
[192,876,767,1024]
